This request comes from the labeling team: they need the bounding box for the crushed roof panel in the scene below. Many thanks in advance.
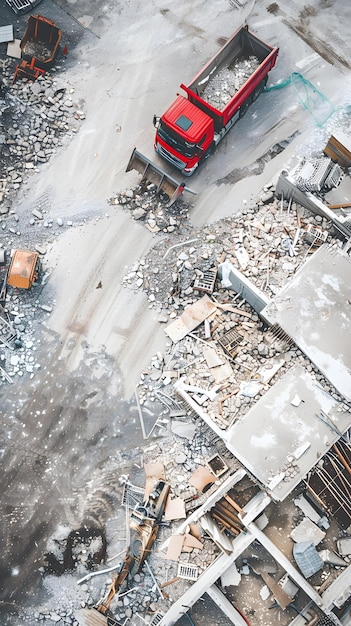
[261,245,351,402]
[225,364,351,501]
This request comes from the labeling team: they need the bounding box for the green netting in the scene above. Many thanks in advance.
[264,71,335,127]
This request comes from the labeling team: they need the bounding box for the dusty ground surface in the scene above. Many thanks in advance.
[1,0,351,625]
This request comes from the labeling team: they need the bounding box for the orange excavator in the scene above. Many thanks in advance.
[79,480,170,626]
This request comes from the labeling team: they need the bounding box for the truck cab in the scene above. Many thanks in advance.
[154,95,214,175]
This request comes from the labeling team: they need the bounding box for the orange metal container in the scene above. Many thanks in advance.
[7,250,40,289]
[20,14,62,69]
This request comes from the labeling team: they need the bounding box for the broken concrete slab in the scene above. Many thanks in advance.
[171,420,196,440]
[203,345,223,368]
[261,245,351,402]
[225,365,351,501]
[164,496,186,521]
[294,493,322,524]
[290,518,326,546]
[220,562,241,588]
[218,261,271,313]
[165,534,184,561]
[336,537,351,556]
[319,549,346,567]
[164,295,217,342]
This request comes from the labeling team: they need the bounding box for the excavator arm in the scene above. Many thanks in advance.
[89,480,170,621]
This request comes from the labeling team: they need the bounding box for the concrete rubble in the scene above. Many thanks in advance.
[0,58,88,384]
[109,184,190,234]
[1,21,351,626]
[3,101,351,623]
[0,57,85,210]
[3,138,351,626]
[75,177,351,625]
[203,56,260,108]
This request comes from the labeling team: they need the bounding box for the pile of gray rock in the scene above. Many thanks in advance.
[0,58,85,210]
[0,61,87,385]
[28,609,79,625]
[0,288,50,382]
[203,55,260,108]
[109,183,190,234]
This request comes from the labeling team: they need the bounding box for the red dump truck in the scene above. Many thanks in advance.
[153,25,279,175]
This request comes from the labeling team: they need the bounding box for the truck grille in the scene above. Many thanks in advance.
[156,144,185,170]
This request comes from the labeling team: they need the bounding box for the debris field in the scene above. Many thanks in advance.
[1,2,351,626]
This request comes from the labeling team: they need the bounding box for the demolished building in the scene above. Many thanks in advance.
[160,246,351,626]
[78,144,351,626]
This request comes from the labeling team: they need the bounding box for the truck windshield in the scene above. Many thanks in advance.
[158,121,196,157]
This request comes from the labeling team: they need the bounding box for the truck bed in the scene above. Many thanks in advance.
[201,55,261,110]
[181,26,278,130]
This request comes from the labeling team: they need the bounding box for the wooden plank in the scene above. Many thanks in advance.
[212,508,242,532]
[259,571,293,609]
[223,493,243,513]
[328,203,351,209]
[211,511,240,535]
[216,500,242,522]
[161,576,180,589]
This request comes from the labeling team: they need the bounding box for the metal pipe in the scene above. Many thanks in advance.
[333,443,351,476]
[304,480,327,511]
[315,466,351,517]
[163,238,199,259]
[77,558,124,584]
[145,560,164,600]
[319,463,351,510]
[329,457,351,501]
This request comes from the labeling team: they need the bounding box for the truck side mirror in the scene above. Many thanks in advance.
[153,115,160,128]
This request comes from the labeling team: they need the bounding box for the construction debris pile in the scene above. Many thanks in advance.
[0,287,47,382]
[0,232,53,384]
[96,187,350,625]
[120,187,348,436]
[122,188,332,312]
[203,56,260,108]
[0,59,84,209]
[109,183,191,234]
[0,34,350,623]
